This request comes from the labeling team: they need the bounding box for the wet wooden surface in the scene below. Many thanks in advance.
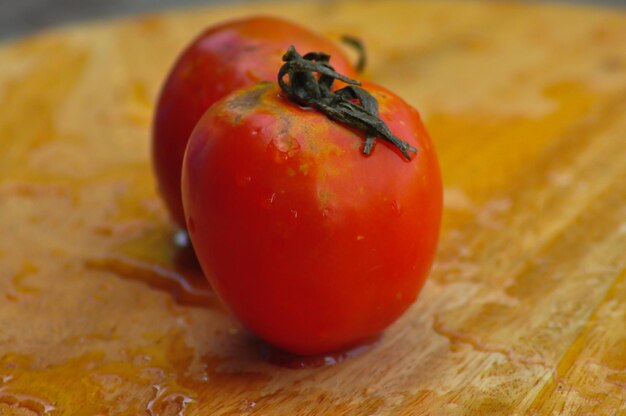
[0,1,625,414]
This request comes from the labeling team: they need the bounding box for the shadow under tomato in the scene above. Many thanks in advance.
[89,226,379,369]
[255,336,380,369]
[86,227,223,310]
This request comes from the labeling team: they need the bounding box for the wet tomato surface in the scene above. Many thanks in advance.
[182,77,442,355]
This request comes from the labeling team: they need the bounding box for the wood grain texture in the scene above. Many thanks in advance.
[0,1,625,414]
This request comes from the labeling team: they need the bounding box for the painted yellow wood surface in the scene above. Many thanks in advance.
[0,1,625,415]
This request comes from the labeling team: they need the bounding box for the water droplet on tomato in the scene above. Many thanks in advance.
[391,200,402,216]
[235,173,252,188]
[266,135,300,164]
[290,209,298,219]
[262,192,277,209]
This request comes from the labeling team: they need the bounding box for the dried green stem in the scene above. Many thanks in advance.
[277,46,416,160]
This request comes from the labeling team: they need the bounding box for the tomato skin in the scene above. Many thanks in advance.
[153,16,356,227]
[182,82,442,355]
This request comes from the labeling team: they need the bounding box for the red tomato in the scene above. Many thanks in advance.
[153,16,357,227]
[181,79,442,355]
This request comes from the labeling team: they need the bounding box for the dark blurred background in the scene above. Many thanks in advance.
[0,0,624,40]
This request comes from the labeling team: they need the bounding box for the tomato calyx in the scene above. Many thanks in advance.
[277,45,417,160]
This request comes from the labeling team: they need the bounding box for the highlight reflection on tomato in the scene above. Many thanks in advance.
[153,16,357,227]
[181,49,442,355]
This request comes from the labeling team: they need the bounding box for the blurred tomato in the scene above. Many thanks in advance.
[153,16,356,227]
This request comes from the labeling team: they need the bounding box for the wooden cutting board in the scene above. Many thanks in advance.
[1,1,625,414]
